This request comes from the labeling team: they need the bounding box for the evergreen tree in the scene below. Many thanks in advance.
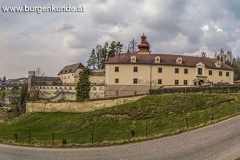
[101,42,108,69]
[87,49,97,69]
[108,41,116,58]
[19,85,28,113]
[95,45,102,69]
[76,68,91,101]
[115,41,123,54]
[146,41,151,53]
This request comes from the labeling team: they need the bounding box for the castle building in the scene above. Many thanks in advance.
[105,34,234,97]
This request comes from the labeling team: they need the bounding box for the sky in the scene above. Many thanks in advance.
[1,0,240,79]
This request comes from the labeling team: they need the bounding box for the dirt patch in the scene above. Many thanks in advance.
[101,113,131,119]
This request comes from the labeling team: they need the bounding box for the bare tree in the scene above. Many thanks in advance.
[201,51,207,58]
[128,38,137,54]
[29,67,47,100]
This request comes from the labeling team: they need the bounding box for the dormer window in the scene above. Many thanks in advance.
[176,56,182,64]
[155,56,160,63]
[131,56,136,63]
[215,61,221,67]
[69,69,72,72]
[65,70,67,73]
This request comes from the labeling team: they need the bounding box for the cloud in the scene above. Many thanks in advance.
[54,22,74,32]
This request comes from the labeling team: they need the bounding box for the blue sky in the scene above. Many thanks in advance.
[1,0,240,78]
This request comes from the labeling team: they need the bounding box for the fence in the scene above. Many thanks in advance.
[149,86,240,95]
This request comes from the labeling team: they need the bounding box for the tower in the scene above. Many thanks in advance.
[137,33,150,54]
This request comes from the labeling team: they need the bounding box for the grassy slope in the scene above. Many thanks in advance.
[0,93,238,147]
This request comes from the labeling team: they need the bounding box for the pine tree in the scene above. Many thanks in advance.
[101,42,108,69]
[87,49,97,69]
[108,41,116,58]
[95,45,102,69]
[76,68,91,101]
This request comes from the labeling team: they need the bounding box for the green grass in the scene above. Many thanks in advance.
[0,90,12,97]
[0,93,239,147]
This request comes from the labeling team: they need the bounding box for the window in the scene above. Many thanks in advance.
[155,56,160,63]
[219,71,222,76]
[115,67,119,72]
[133,67,138,72]
[131,56,136,63]
[194,82,197,85]
[226,72,229,77]
[209,70,212,75]
[175,68,179,73]
[158,68,162,73]
[184,80,188,85]
[176,57,182,64]
[133,78,138,84]
[115,78,119,83]
[158,79,162,84]
[175,80,179,85]
[184,69,188,74]
[198,68,202,75]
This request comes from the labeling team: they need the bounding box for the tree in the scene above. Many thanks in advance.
[128,38,138,53]
[100,42,108,69]
[2,76,6,82]
[108,41,116,58]
[201,51,207,58]
[1,91,5,105]
[108,41,123,59]
[29,67,47,100]
[76,67,91,101]
[146,41,151,53]
[87,49,97,69]
[96,45,103,69]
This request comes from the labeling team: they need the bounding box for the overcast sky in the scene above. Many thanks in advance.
[1,0,240,79]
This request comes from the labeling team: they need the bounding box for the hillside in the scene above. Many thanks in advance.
[0,93,239,147]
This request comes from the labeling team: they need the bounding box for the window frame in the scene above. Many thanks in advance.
[219,71,222,76]
[115,66,119,72]
[198,68,203,75]
[226,72,229,77]
[158,79,162,84]
[175,68,179,74]
[184,69,188,74]
[133,67,138,72]
[133,78,138,84]
[115,78,119,84]
[184,80,188,85]
[209,70,212,75]
[175,79,179,85]
[158,67,162,73]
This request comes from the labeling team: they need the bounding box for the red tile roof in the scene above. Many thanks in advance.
[106,53,234,70]
[58,63,85,75]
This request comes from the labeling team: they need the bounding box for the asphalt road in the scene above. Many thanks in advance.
[2,116,240,160]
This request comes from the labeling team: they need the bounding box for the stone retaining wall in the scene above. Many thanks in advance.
[26,95,145,113]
